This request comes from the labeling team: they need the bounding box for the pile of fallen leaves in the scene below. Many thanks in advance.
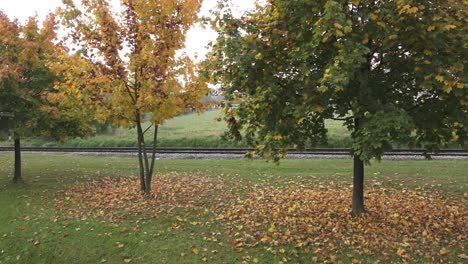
[54,174,466,262]
[54,173,232,221]
[218,183,467,262]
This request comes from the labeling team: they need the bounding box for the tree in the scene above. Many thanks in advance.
[206,0,467,215]
[56,0,208,194]
[0,11,92,184]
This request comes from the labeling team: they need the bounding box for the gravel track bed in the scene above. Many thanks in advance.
[18,151,468,160]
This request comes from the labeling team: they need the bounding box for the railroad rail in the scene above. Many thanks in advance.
[0,147,466,157]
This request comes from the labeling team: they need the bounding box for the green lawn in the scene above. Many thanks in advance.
[0,154,466,263]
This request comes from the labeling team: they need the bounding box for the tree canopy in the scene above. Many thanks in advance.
[206,0,467,214]
[56,0,208,193]
[0,11,92,183]
[0,11,91,139]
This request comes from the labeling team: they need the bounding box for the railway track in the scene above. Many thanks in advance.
[0,147,466,157]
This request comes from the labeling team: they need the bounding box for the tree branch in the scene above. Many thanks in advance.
[124,82,136,105]
[148,125,158,178]
[143,124,152,135]
[331,116,354,121]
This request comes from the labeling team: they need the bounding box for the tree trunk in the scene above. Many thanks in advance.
[148,125,158,180]
[352,153,365,215]
[135,113,146,192]
[137,138,146,192]
[140,129,151,194]
[13,135,23,184]
[135,113,159,195]
[351,58,370,216]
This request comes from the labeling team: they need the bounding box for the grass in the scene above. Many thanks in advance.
[0,153,466,263]
[0,110,353,148]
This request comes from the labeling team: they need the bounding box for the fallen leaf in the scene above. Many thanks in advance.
[397,248,405,256]
[439,247,448,256]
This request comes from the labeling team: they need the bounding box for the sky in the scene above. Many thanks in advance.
[0,0,257,60]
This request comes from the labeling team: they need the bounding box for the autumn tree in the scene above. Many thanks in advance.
[206,0,467,215]
[0,11,92,184]
[56,0,208,194]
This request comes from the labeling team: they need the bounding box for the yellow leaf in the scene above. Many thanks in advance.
[255,53,263,60]
[273,135,283,140]
[253,258,259,263]
[318,85,328,93]
[268,224,276,233]
[444,24,456,30]
[124,259,132,263]
[423,49,433,55]
[402,4,411,10]
[362,35,369,44]
[192,248,200,255]
[427,25,436,32]
[314,18,322,27]
[408,7,419,14]
[369,13,378,20]
[435,75,444,82]
[334,23,343,29]
[439,247,448,255]
[397,248,405,256]
[279,248,286,254]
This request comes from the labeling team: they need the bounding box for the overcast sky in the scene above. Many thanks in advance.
[0,0,256,60]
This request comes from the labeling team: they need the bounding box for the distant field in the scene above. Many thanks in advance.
[0,110,352,148]
[63,110,236,148]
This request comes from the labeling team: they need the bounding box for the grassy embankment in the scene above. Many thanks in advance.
[0,110,352,148]
[0,154,466,263]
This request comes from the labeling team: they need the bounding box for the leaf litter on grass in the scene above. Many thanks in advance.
[217,184,467,263]
[54,174,466,263]
[54,172,236,221]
